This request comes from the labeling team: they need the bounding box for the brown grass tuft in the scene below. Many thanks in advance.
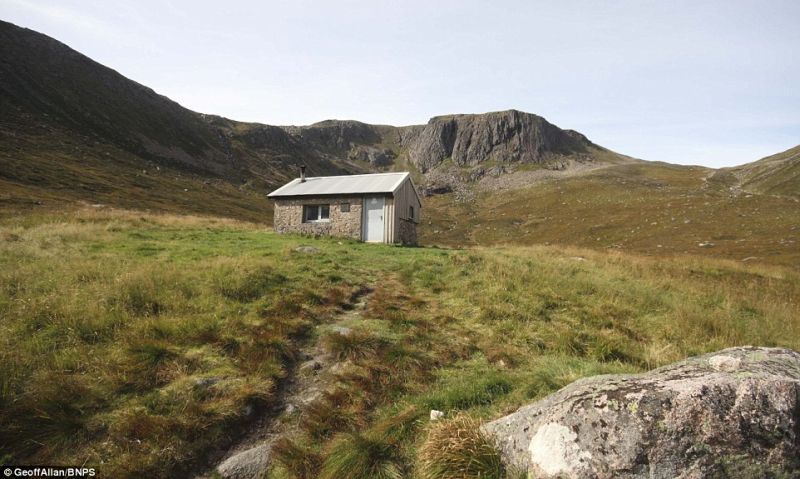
[271,437,323,479]
[417,414,505,479]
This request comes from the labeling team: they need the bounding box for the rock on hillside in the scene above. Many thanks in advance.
[482,347,800,478]
[407,110,593,172]
[282,120,402,167]
[284,120,384,153]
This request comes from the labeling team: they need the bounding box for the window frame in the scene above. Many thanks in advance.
[409,205,414,221]
[303,204,330,223]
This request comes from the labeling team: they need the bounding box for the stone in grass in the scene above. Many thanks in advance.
[294,245,320,254]
[330,325,352,336]
[192,376,220,389]
[216,443,271,479]
[482,347,800,479]
[430,409,445,421]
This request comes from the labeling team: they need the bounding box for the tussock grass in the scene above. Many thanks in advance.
[301,390,360,440]
[324,329,385,361]
[0,208,798,477]
[417,414,505,479]
[319,431,404,479]
[271,437,324,479]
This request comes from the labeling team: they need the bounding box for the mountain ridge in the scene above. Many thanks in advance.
[0,20,633,202]
[1,19,798,267]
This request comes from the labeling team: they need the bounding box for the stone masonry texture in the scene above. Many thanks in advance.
[273,196,363,240]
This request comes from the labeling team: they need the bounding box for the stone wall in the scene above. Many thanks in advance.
[397,218,417,246]
[273,196,362,240]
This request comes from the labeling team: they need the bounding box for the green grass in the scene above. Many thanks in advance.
[422,161,800,267]
[0,207,798,478]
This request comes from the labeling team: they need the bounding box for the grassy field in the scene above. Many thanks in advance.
[1,208,798,478]
[422,161,800,267]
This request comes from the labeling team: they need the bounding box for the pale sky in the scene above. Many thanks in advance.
[2,0,799,167]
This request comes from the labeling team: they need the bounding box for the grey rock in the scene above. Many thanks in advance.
[216,443,271,479]
[286,120,381,152]
[430,409,445,421]
[348,146,396,166]
[293,245,320,254]
[299,359,322,374]
[421,184,454,197]
[482,347,800,479]
[330,325,352,336]
[468,165,507,181]
[192,376,220,389]
[408,110,591,172]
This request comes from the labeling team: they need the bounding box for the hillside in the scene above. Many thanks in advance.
[1,208,797,478]
[723,144,800,197]
[423,160,800,267]
[0,20,364,220]
[1,20,797,267]
[0,21,629,217]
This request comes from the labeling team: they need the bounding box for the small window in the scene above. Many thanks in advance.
[340,202,350,213]
[303,204,330,223]
[409,205,414,220]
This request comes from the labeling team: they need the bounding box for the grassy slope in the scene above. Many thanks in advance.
[0,123,275,222]
[729,144,800,197]
[1,209,797,477]
[421,161,800,267]
[0,20,358,220]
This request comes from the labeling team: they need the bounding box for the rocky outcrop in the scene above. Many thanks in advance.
[236,124,301,151]
[408,110,592,172]
[482,347,800,478]
[280,111,598,176]
[286,120,382,153]
[348,145,395,166]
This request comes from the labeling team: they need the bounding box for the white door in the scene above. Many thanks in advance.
[363,196,385,242]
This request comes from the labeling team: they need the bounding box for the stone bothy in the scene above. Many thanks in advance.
[267,171,421,245]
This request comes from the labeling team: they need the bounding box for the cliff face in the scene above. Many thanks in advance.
[284,120,383,153]
[275,110,599,176]
[407,110,593,172]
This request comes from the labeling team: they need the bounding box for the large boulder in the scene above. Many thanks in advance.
[482,347,800,478]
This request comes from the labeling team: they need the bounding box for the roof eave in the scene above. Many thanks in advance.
[268,191,393,199]
[267,178,301,197]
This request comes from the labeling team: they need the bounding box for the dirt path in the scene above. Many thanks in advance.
[196,286,373,479]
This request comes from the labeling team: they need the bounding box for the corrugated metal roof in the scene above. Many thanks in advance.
[268,172,411,197]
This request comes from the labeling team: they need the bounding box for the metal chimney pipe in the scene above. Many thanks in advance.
[300,165,306,183]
